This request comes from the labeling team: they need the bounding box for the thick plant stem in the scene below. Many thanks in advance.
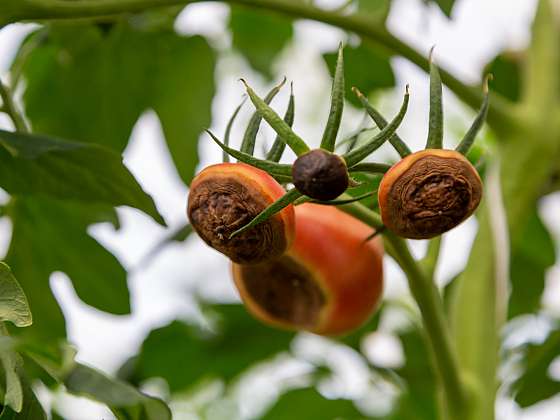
[14,0,515,130]
[339,200,468,419]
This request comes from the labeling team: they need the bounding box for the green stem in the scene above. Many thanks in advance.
[338,200,467,419]
[0,81,28,132]
[17,0,514,130]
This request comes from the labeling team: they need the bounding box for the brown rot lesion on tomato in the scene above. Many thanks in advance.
[232,203,384,336]
[187,163,295,264]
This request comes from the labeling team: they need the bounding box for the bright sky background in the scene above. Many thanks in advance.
[1,0,559,418]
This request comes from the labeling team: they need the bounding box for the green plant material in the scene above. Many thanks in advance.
[508,208,555,318]
[431,0,457,17]
[262,388,364,420]
[456,76,490,155]
[0,263,32,328]
[267,83,295,162]
[230,6,293,78]
[240,78,286,155]
[0,368,46,419]
[223,98,246,163]
[206,130,292,178]
[5,198,129,340]
[483,51,522,102]
[352,87,411,157]
[421,236,442,281]
[320,43,345,152]
[385,328,437,420]
[132,304,295,392]
[309,191,374,206]
[348,162,391,174]
[19,24,215,185]
[512,327,560,407]
[0,129,164,225]
[0,331,24,413]
[343,87,409,166]
[64,364,171,420]
[241,79,310,156]
[356,0,391,21]
[426,49,444,149]
[230,188,301,238]
[324,43,394,108]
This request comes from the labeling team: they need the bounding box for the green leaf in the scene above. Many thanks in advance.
[0,371,46,420]
[387,328,437,420]
[508,208,555,318]
[512,328,560,407]
[263,388,364,420]
[0,263,32,328]
[19,24,215,185]
[356,0,391,22]
[0,334,23,413]
[5,198,130,340]
[64,364,171,420]
[483,51,522,102]
[230,6,293,78]
[0,129,164,225]
[431,0,456,18]
[133,304,294,392]
[323,43,394,108]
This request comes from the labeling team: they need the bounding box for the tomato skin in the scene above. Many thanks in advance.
[188,163,295,264]
[233,202,384,336]
[378,149,483,239]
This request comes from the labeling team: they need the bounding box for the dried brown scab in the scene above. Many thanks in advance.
[237,256,326,328]
[292,149,349,200]
[379,150,482,239]
[187,163,294,264]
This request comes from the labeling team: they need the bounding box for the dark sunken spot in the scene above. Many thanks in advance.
[240,256,326,328]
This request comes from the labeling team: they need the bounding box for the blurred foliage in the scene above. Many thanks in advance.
[262,388,364,420]
[512,326,560,407]
[19,23,215,185]
[357,0,391,21]
[483,51,523,102]
[430,0,457,17]
[508,207,555,319]
[323,43,395,108]
[230,7,293,78]
[5,198,129,340]
[132,304,295,392]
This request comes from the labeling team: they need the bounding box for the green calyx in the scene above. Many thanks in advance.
[206,44,417,238]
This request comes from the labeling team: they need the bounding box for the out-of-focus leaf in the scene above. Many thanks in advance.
[230,7,293,78]
[65,364,171,420]
[5,198,130,340]
[357,0,391,22]
[263,388,364,420]
[19,24,215,185]
[389,328,437,419]
[483,51,523,102]
[133,304,294,392]
[0,262,32,327]
[431,0,456,17]
[339,304,382,350]
[0,372,47,420]
[0,129,164,225]
[0,334,23,413]
[512,328,560,407]
[324,43,394,107]
[151,34,215,185]
[508,208,555,318]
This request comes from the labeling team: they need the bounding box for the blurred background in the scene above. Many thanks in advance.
[1,0,559,418]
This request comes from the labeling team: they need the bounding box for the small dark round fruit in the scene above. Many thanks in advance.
[292,149,349,200]
[232,203,384,336]
[187,163,295,264]
[378,149,483,239]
